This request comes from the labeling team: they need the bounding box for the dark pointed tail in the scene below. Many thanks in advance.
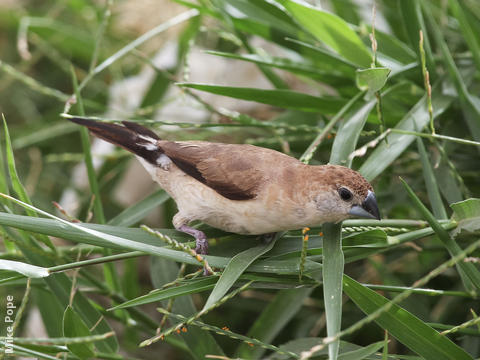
[68,117,162,164]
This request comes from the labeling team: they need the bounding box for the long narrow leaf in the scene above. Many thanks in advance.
[3,117,55,250]
[424,3,480,141]
[0,260,49,278]
[177,83,345,113]
[202,233,279,311]
[0,203,320,274]
[235,288,314,359]
[107,189,169,227]
[279,0,371,67]
[416,138,447,219]
[330,100,376,167]
[359,81,456,181]
[449,0,480,71]
[206,51,346,82]
[150,257,224,359]
[400,178,480,293]
[343,275,473,360]
[111,277,217,310]
[322,223,344,360]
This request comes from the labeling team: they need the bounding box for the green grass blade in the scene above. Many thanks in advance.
[400,178,480,293]
[285,38,357,76]
[110,273,311,311]
[356,68,391,97]
[0,60,70,103]
[448,0,480,76]
[3,116,55,250]
[301,91,364,164]
[235,288,314,359]
[318,79,374,360]
[359,81,456,181]
[177,83,345,113]
[0,125,14,253]
[70,66,105,224]
[12,122,77,150]
[45,277,118,353]
[322,222,344,360]
[399,0,435,76]
[237,33,290,90]
[416,138,447,219]
[0,205,319,274]
[79,9,199,90]
[11,332,115,346]
[205,51,347,82]
[274,338,385,360]
[3,117,32,213]
[339,340,385,360]
[450,198,480,226]
[0,343,60,360]
[343,275,473,360]
[449,199,480,243]
[0,211,190,248]
[424,3,480,141]
[279,0,371,67]
[111,277,217,310]
[366,26,417,65]
[3,226,119,354]
[202,233,280,310]
[214,0,304,51]
[70,67,122,303]
[330,100,376,167]
[62,306,95,359]
[0,260,49,278]
[107,189,169,227]
[150,257,224,359]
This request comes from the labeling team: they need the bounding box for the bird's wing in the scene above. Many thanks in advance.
[159,141,299,200]
[66,118,300,201]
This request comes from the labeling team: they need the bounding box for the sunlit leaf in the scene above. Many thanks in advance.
[0,260,49,278]
[279,0,371,67]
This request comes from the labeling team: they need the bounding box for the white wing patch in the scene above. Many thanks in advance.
[138,142,158,151]
[135,135,171,170]
[156,153,172,170]
[136,135,159,151]
[138,134,158,143]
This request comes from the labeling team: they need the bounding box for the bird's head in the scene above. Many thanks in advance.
[310,165,380,223]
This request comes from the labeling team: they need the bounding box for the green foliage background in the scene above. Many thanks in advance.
[0,0,480,359]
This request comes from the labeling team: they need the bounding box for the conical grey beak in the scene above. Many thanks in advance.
[348,190,381,220]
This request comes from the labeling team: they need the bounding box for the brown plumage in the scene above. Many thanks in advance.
[68,117,380,257]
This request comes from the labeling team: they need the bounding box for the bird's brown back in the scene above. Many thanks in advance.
[158,141,302,200]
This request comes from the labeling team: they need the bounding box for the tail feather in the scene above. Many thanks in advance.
[68,117,162,164]
[122,121,159,140]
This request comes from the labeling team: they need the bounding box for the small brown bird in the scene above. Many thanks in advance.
[69,117,380,255]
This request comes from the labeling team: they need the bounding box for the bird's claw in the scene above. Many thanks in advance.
[176,224,210,275]
[195,236,209,255]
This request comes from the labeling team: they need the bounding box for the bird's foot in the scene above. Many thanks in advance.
[260,232,277,244]
[177,224,210,275]
[194,235,209,255]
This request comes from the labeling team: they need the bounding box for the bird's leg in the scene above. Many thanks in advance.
[177,224,209,255]
[173,213,210,275]
[178,225,210,276]
[173,213,208,254]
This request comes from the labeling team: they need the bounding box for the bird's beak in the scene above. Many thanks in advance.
[348,190,381,220]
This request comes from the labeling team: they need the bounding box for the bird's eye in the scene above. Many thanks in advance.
[338,187,353,201]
